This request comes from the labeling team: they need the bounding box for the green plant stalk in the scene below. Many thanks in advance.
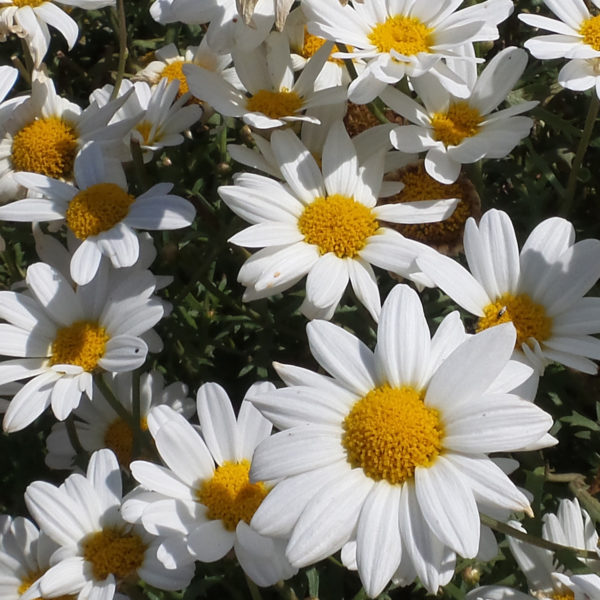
[245,575,263,600]
[95,373,135,427]
[131,368,141,460]
[110,0,129,100]
[562,92,600,216]
[480,513,599,559]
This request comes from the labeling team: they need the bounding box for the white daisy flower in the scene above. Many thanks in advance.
[0,65,17,103]
[0,76,137,201]
[0,0,114,67]
[183,31,347,130]
[0,141,195,285]
[122,382,298,587]
[417,209,600,375]
[508,498,600,600]
[0,260,164,432]
[301,0,514,103]
[248,284,553,597]
[383,46,537,184]
[466,586,535,600]
[149,0,274,54]
[25,449,194,599]
[45,370,195,470]
[218,121,457,321]
[519,0,600,97]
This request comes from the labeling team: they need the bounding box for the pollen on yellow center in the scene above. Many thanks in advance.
[245,88,303,119]
[298,194,379,258]
[50,321,109,372]
[342,385,444,484]
[12,0,45,6]
[368,15,432,56]
[196,459,268,531]
[550,589,575,600]
[160,60,191,95]
[580,14,600,51]
[11,117,78,179]
[17,569,44,595]
[300,27,348,65]
[431,102,482,147]
[66,182,135,240]
[476,293,553,349]
[82,528,147,581]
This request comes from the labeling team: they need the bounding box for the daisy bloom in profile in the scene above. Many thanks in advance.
[0,0,114,67]
[25,449,194,599]
[520,0,600,97]
[0,515,63,600]
[383,47,536,184]
[218,121,458,321]
[418,209,600,374]
[0,142,195,285]
[45,370,194,470]
[302,0,513,103]
[184,32,347,129]
[248,284,553,597]
[0,76,136,201]
[123,382,298,587]
[508,498,600,600]
[0,261,164,432]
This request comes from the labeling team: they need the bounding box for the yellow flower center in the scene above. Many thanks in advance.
[245,88,304,119]
[160,60,191,95]
[18,569,45,595]
[66,182,135,240]
[342,385,444,484]
[476,293,553,350]
[580,14,600,51]
[368,15,432,56]
[298,194,379,258]
[50,321,109,372]
[12,0,46,6]
[11,117,78,179]
[431,102,482,147]
[551,589,575,600]
[196,460,268,531]
[300,27,348,65]
[381,162,479,250]
[82,528,147,581]
[135,121,153,144]
[103,417,148,466]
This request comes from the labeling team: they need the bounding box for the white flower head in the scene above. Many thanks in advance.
[0,261,165,432]
[520,0,600,98]
[123,382,298,587]
[384,47,537,184]
[248,284,553,597]
[25,449,194,599]
[0,0,114,67]
[301,0,514,103]
[0,141,196,285]
[219,121,458,321]
[417,209,600,375]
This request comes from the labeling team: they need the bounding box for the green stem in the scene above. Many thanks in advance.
[562,92,600,216]
[130,369,141,460]
[480,514,599,560]
[245,575,263,600]
[110,0,128,100]
[95,374,135,427]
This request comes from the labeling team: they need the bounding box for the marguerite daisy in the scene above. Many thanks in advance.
[248,284,553,597]
[25,449,194,599]
[0,261,164,432]
[301,0,514,103]
[218,121,458,321]
[0,141,196,285]
[417,209,600,374]
[122,382,298,587]
[383,47,536,184]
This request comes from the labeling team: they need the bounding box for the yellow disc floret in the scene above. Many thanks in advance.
[298,194,379,258]
[12,0,45,6]
[245,88,304,119]
[160,60,191,95]
[11,117,78,179]
[66,182,135,240]
[18,569,45,595]
[196,459,268,531]
[580,14,600,51]
[550,589,575,600]
[477,293,553,349]
[103,417,149,466]
[50,321,109,372]
[300,27,348,65]
[431,102,482,147]
[342,385,444,484]
[82,528,147,581]
[368,15,432,56]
